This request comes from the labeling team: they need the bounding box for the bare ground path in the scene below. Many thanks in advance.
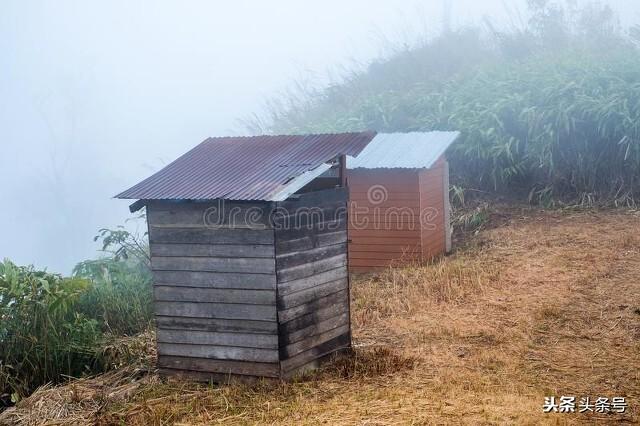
[2,209,639,425]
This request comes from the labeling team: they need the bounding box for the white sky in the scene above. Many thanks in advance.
[1,0,638,273]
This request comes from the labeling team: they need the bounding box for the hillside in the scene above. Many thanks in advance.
[2,208,639,425]
[251,3,640,206]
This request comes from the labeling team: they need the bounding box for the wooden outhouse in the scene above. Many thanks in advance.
[346,132,460,272]
[116,133,375,381]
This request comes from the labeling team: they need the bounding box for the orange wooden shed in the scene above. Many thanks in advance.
[346,132,460,272]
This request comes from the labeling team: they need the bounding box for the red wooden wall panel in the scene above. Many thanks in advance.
[347,155,449,272]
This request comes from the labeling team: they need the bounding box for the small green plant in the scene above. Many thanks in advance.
[454,203,491,234]
[450,185,466,208]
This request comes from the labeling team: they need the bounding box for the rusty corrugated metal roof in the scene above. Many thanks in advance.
[116,132,376,201]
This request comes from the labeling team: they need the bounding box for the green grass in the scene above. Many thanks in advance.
[0,260,102,400]
[0,227,153,402]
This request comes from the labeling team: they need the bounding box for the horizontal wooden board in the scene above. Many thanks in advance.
[154,286,276,305]
[149,227,274,245]
[350,191,420,201]
[348,183,419,193]
[276,243,347,269]
[153,270,276,290]
[159,368,279,384]
[280,332,351,373]
[348,236,422,246]
[348,252,421,261]
[157,329,278,349]
[349,266,384,273]
[279,300,349,337]
[349,200,422,209]
[158,343,279,363]
[280,312,349,347]
[348,170,418,186]
[278,278,348,310]
[155,316,277,334]
[349,222,424,232]
[281,324,350,359]
[278,188,348,210]
[151,256,276,274]
[279,289,348,324]
[276,230,347,253]
[348,258,414,268]
[347,214,423,225]
[273,203,347,229]
[277,254,347,283]
[148,201,273,228]
[158,355,279,377]
[277,266,348,296]
[349,243,420,253]
[155,301,276,321]
[150,243,274,258]
[350,206,422,216]
[349,229,422,239]
[275,219,346,243]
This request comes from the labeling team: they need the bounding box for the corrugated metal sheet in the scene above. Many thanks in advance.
[116,132,375,201]
[347,131,460,170]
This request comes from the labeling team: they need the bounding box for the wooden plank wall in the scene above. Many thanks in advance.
[347,169,423,272]
[419,157,447,259]
[146,200,281,380]
[274,188,351,378]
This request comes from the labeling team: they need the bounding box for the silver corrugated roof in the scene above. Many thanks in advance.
[116,132,375,201]
[347,131,460,169]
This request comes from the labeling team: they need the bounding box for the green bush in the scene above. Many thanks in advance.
[73,224,153,336]
[74,257,153,336]
[0,226,153,402]
[0,259,101,400]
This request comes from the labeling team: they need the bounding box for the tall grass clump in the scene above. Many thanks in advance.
[0,260,101,401]
[0,224,153,404]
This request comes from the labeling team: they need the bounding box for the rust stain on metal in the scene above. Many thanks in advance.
[116,132,376,201]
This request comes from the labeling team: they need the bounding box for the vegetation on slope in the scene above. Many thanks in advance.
[251,1,640,205]
[0,226,152,404]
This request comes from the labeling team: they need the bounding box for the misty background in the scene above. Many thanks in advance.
[2,0,638,273]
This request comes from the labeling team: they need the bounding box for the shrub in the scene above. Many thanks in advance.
[74,223,153,336]
[0,260,101,400]
[74,257,153,336]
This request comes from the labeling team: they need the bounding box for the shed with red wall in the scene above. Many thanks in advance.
[346,132,458,272]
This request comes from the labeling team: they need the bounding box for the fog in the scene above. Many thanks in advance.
[1,0,638,273]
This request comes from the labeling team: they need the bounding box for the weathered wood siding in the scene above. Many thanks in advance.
[274,188,352,377]
[347,156,449,272]
[147,200,280,379]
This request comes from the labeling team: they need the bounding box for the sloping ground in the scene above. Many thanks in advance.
[2,209,639,425]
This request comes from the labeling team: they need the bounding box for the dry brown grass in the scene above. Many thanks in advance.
[2,208,640,425]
